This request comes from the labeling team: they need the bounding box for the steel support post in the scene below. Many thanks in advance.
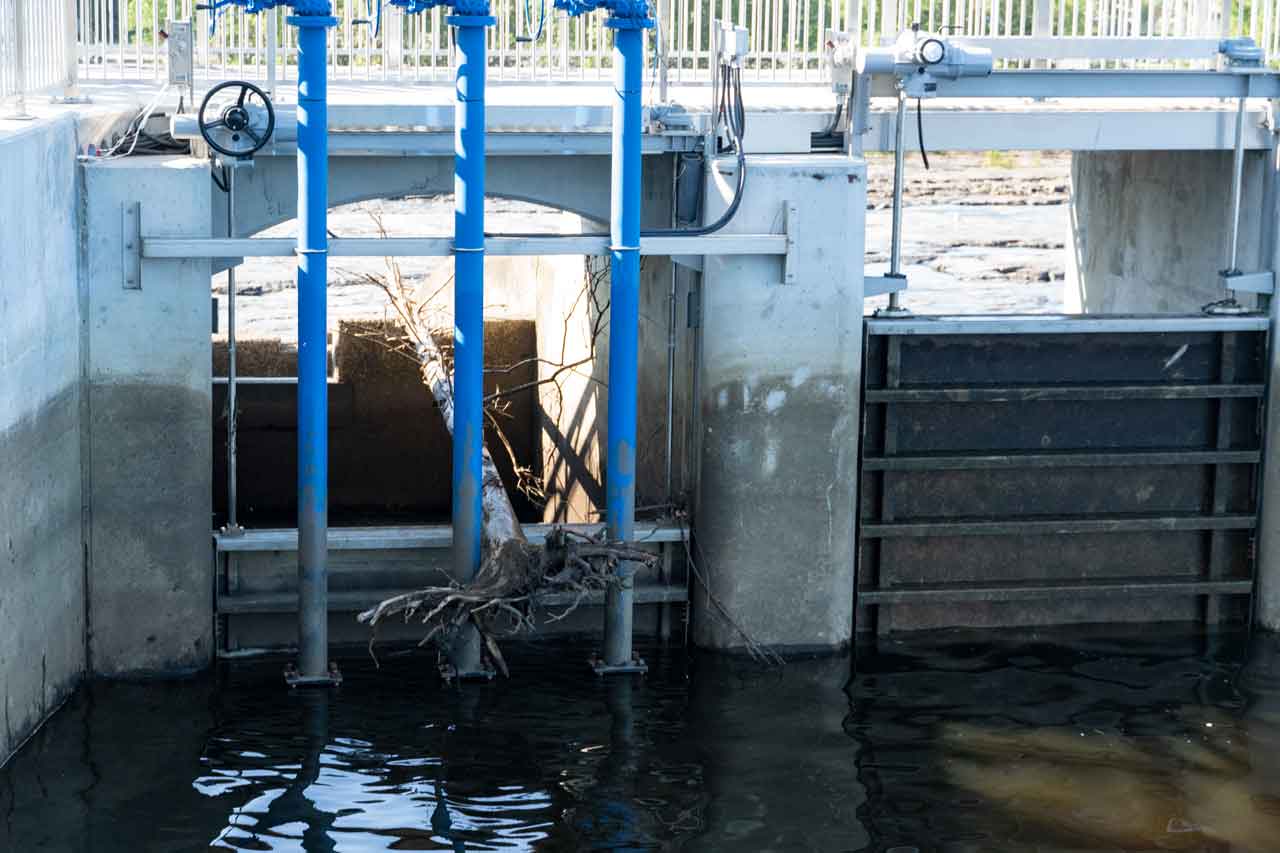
[598,24,647,675]
[225,165,243,536]
[883,90,909,315]
[447,12,497,681]
[288,11,340,688]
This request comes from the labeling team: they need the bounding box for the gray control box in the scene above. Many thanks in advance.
[166,20,193,86]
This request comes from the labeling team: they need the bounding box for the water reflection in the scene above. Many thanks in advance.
[9,631,1280,851]
[847,629,1280,852]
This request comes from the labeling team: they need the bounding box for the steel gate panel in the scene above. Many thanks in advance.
[856,315,1270,633]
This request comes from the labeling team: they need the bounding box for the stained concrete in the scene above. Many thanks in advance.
[0,116,85,766]
[81,156,214,676]
[693,154,866,652]
[1065,150,1270,313]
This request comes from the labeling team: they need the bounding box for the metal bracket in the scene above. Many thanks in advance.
[122,202,142,290]
[781,201,798,285]
[865,272,907,298]
[1220,269,1274,295]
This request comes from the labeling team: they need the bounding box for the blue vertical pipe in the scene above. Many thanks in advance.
[449,11,494,675]
[602,24,643,668]
[292,10,336,681]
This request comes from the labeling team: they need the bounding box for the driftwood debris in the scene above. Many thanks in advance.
[353,237,655,672]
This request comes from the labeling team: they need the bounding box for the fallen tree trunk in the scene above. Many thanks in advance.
[357,315,655,675]
[411,332,525,549]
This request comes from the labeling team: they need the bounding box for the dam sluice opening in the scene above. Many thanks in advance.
[11,11,1280,848]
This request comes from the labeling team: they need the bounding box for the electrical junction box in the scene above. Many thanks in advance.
[824,29,855,94]
[715,21,749,67]
[166,20,194,87]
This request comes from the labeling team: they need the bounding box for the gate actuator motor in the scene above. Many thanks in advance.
[859,28,992,315]
[857,27,994,97]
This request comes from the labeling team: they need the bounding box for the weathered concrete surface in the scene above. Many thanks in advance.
[536,205,690,524]
[81,157,213,676]
[0,116,85,766]
[1065,150,1269,313]
[211,318,540,523]
[693,154,866,652]
[1254,147,1280,634]
[536,238,608,524]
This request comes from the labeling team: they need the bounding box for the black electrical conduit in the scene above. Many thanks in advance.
[487,62,749,240]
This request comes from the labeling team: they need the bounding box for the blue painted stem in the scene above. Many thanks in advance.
[294,14,333,680]
[607,25,642,544]
[603,25,643,667]
[451,17,487,587]
[447,14,494,677]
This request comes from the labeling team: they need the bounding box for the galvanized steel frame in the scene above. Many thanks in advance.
[855,314,1269,632]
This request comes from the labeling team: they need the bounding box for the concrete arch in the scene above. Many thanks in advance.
[216,152,675,241]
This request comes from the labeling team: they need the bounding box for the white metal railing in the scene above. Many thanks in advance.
[3,0,1278,101]
[1,0,77,106]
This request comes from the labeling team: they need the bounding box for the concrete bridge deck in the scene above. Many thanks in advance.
[5,77,1273,155]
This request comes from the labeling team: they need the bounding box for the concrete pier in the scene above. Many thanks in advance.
[693,154,866,652]
[1065,150,1270,313]
[81,157,213,676]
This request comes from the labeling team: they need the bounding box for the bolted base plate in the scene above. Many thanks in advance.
[219,523,246,538]
[1203,299,1252,316]
[438,661,497,683]
[589,653,649,676]
[284,662,343,688]
[874,306,914,318]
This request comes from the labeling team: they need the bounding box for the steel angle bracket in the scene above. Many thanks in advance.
[1221,269,1275,295]
[781,201,798,285]
[865,272,907,298]
[122,202,142,290]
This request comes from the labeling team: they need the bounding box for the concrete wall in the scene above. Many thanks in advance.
[693,154,867,652]
[1065,150,1270,313]
[81,156,214,677]
[535,207,693,525]
[0,116,85,765]
[212,318,540,524]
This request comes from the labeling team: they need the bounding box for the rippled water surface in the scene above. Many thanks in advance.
[5,628,1280,851]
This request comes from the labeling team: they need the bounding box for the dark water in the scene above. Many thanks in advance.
[5,628,1280,852]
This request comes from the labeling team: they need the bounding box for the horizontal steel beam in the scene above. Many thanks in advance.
[865,314,1270,335]
[861,449,1263,471]
[864,383,1264,403]
[214,521,685,552]
[858,577,1254,604]
[147,234,789,259]
[862,108,1275,152]
[961,36,1224,62]
[861,513,1257,538]
[866,70,1280,99]
[212,376,299,385]
[217,583,688,614]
